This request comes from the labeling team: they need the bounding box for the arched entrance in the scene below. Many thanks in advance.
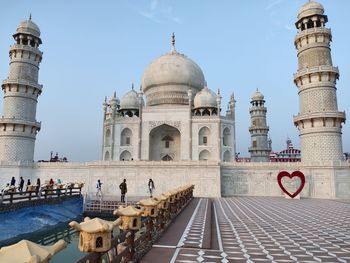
[149,124,181,161]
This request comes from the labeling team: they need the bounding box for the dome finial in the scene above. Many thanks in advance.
[131,82,134,90]
[171,32,176,52]
[29,13,32,20]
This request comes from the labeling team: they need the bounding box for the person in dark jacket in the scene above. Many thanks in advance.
[10,177,16,186]
[36,178,41,195]
[18,177,24,193]
[119,179,127,203]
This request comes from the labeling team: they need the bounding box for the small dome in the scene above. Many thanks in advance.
[16,18,41,38]
[109,92,120,106]
[141,34,205,106]
[297,1,324,20]
[120,89,139,110]
[194,86,217,109]
[251,89,264,101]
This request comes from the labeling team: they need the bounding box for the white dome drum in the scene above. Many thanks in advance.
[141,34,205,106]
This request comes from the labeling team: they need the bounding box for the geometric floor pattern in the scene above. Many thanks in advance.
[176,197,350,263]
[142,197,350,263]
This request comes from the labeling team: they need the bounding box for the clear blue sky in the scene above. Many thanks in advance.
[0,0,349,161]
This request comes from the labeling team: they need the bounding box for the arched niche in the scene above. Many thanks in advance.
[105,129,111,146]
[120,150,132,161]
[198,126,210,145]
[149,124,181,161]
[121,128,132,146]
[223,127,232,146]
[104,151,110,161]
[223,150,231,162]
[199,149,210,160]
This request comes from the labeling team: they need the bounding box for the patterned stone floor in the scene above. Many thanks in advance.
[141,197,350,263]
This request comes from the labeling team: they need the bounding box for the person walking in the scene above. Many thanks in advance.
[18,177,24,193]
[119,179,127,203]
[96,179,103,198]
[148,178,155,198]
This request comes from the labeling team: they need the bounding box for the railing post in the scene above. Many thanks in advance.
[29,191,32,201]
[146,217,153,242]
[10,192,13,204]
[124,230,135,262]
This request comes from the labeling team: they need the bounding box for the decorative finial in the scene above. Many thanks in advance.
[204,81,208,88]
[131,82,134,90]
[171,32,176,52]
[217,88,221,95]
[139,84,142,91]
[29,13,32,20]
[113,91,116,98]
[104,96,107,102]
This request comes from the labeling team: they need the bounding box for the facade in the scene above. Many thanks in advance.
[293,1,346,162]
[248,90,271,162]
[101,35,236,162]
[0,1,349,200]
[0,16,43,162]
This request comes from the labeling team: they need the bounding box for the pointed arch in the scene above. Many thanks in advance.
[120,150,132,161]
[223,127,232,146]
[223,150,231,162]
[104,151,110,161]
[199,149,211,160]
[199,126,210,145]
[105,129,111,146]
[149,124,181,161]
[121,128,132,146]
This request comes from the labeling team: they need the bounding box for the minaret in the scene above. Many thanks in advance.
[0,16,43,162]
[293,1,346,162]
[249,89,271,162]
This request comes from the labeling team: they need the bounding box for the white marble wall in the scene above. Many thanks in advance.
[0,160,349,199]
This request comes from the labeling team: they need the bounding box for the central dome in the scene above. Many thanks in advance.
[141,34,205,106]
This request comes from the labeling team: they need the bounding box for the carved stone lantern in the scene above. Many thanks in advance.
[152,194,169,229]
[162,191,176,204]
[138,198,160,217]
[152,194,168,210]
[0,239,66,263]
[113,206,142,231]
[69,217,121,253]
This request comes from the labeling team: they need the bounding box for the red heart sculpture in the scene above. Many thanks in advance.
[277,171,305,198]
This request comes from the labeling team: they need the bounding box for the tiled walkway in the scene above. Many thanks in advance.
[141,197,350,263]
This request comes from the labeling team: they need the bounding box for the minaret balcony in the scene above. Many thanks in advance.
[2,79,43,92]
[294,65,338,80]
[295,27,331,42]
[293,111,346,124]
[10,44,42,57]
[0,117,41,129]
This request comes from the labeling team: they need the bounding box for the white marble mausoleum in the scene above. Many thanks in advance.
[0,1,349,199]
